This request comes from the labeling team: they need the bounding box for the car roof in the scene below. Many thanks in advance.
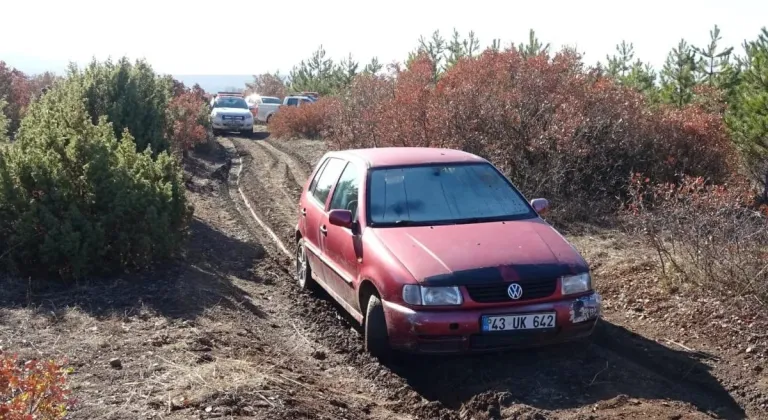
[329,147,487,168]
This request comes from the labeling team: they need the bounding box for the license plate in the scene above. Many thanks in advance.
[481,312,556,332]
[224,121,240,126]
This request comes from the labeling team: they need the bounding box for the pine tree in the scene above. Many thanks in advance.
[289,45,338,95]
[363,57,383,74]
[517,29,550,58]
[488,39,502,53]
[625,61,658,99]
[407,30,447,83]
[445,29,480,68]
[693,25,740,104]
[694,25,734,85]
[660,39,698,107]
[726,27,768,201]
[606,41,635,78]
[337,53,359,88]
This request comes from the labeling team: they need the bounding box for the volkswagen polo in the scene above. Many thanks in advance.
[294,147,601,357]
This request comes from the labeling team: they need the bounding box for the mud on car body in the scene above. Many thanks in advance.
[294,147,601,357]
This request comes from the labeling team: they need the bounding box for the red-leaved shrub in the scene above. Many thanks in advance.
[269,99,336,139]
[167,89,210,154]
[625,173,768,298]
[312,50,738,223]
[0,353,73,419]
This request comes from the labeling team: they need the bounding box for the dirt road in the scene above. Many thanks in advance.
[1,132,764,419]
[225,132,764,419]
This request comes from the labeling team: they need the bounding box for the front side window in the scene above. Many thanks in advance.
[367,163,535,226]
[286,98,299,106]
[311,157,346,206]
[329,163,360,220]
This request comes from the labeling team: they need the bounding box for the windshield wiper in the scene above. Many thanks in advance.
[452,217,485,225]
[392,219,416,226]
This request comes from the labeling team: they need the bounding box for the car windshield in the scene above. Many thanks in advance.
[213,97,248,109]
[367,163,535,226]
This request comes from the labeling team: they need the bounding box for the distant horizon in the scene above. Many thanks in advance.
[0,56,256,93]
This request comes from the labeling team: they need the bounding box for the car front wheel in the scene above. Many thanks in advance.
[364,294,391,360]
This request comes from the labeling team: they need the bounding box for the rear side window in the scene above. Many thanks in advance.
[311,158,346,206]
[308,158,329,193]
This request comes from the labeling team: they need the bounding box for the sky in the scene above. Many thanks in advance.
[2,0,766,77]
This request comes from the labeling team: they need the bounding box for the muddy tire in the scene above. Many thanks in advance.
[364,294,391,360]
[295,238,316,291]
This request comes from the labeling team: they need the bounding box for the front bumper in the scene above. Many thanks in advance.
[212,120,254,131]
[383,292,601,354]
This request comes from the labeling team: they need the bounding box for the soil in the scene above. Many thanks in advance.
[1,128,766,419]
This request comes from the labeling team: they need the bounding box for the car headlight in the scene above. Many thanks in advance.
[402,285,463,306]
[244,114,253,120]
[561,272,592,295]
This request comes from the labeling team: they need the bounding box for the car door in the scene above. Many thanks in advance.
[320,161,363,309]
[301,156,346,287]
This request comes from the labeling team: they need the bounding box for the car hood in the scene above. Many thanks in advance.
[371,219,588,285]
[213,108,251,115]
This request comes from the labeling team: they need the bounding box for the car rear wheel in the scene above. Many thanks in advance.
[295,238,316,291]
[364,294,391,360]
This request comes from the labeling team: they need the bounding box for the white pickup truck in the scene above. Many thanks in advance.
[245,94,316,124]
[210,95,254,137]
[245,94,282,124]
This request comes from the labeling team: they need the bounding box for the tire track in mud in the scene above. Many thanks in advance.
[218,136,424,419]
[225,136,748,420]
[229,137,301,252]
[258,140,310,189]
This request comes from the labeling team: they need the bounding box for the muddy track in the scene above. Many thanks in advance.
[224,135,751,419]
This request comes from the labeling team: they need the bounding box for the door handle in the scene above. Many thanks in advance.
[319,225,327,235]
[300,208,307,216]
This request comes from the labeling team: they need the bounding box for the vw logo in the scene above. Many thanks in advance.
[507,283,523,300]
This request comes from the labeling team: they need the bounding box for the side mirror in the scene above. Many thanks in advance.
[530,198,550,215]
[328,209,354,228]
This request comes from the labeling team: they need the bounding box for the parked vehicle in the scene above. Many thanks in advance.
[283,95,315,107]
[210,91,243,108]
[210,95,254,137]
[294,147,601,358]
[254,95,317,125]
[245,94,282,123]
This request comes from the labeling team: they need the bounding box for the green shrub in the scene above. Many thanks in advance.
[0,79,192,280]
[0,99,8,142]
[71,58,172,154]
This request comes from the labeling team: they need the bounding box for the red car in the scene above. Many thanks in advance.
[294,147,601,357]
